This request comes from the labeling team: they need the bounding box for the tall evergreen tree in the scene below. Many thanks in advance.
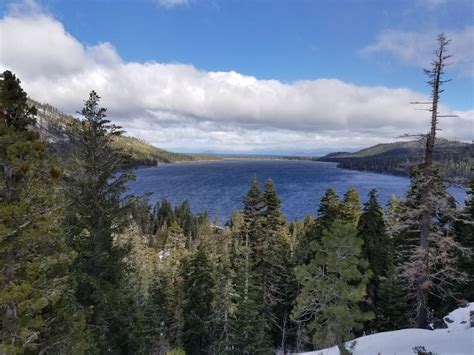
[262,179,296,350]
[0,71,89,353]
[182,245,215,355]
[147,262,177,353]
[293,220,372,354]
[233,176,271,354]
[341,187,362,226]
[0,71,36,131]
[357,189,393,331]
[299,187,340,264]
[155,220,190,351]
[63,91,134,352]
[455,181,474,301]
[317,187,341,230]
[117,222,160,353]
[208,235,236,355]
[375,263,410,331]
[241,175,265,249]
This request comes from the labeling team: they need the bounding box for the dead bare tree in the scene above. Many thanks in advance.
[417,33,451,328]
[401,34,465,329]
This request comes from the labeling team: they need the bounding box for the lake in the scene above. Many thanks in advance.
[127,160,467,224]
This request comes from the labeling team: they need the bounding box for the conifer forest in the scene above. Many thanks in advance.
[1,23,473,355]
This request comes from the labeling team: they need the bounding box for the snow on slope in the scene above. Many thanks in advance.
[302,303,474,355]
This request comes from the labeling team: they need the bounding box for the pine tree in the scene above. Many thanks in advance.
[147,265,176,353]
[228,208,243,232]
[232,176,271,354]
[317,187,341,230]
[157,220,190,351]
[182,245,215,355]
[357,189,391,330]
[63,91,134,352]
[153,198,175,235]
[208,236,236,354]
[386,196,405,237]
[293,220,372,353]
[0,71,36,131]
[261,179,295,351]
[241,175,265,250]
[341,187,362,227]
[455,181,474,301]
[376,263,410,331]
[299,187,340,264]
[117,222,160,352]
[0,71,89,353]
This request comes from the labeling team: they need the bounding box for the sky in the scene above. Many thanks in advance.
[0,0,473,155]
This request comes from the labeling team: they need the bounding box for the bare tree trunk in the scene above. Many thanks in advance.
[417,33,450,328]
[295,321,304,353]
[337,341,350,355]
[280,311,287,352]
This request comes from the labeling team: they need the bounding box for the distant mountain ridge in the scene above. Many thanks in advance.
[31,99,214,167]
[30,99,472,181]
[318,138,473,183]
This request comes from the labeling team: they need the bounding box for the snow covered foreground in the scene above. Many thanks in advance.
[301,303,474,355]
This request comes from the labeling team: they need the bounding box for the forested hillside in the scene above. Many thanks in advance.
[318,138,473,183]
[32,99,206,167]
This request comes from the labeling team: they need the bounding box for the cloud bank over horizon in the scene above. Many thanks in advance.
[0,6,472,154]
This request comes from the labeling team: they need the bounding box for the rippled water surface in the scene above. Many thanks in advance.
[127,160,466,223]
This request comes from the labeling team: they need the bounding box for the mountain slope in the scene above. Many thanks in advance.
[318,138,473,183]
[31,100,202,167]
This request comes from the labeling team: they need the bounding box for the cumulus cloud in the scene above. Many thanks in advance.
[362,27,474,77]
[0,7,472,153]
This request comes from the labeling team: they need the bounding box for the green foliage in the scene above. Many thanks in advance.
[359,190,389,281]
[63,91,135,352]
[317,187,341,230]
[208,236,236,354]
[455,181,474,301]
[0,71,37,131]
[357,189,397,331]
[241,175,265,248]
[232,176,272,353]
[375,263,410,331]
[293,220,373,351]
[299,187,341,265]
[152,198,210,248]
[0,72,89,354]
[341,187,362,226]
[261,179,295,349]
[182,246,215,355]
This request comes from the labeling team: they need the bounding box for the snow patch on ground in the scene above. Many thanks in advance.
[301,303,474,355]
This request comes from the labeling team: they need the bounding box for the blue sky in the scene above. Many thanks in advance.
[0,0,472,154]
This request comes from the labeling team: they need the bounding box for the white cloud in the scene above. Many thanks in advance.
[362,27,474,77]
[0,8,472,153]
[154,0,188,9]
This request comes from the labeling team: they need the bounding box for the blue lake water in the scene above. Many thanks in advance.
[127,160,467,224]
